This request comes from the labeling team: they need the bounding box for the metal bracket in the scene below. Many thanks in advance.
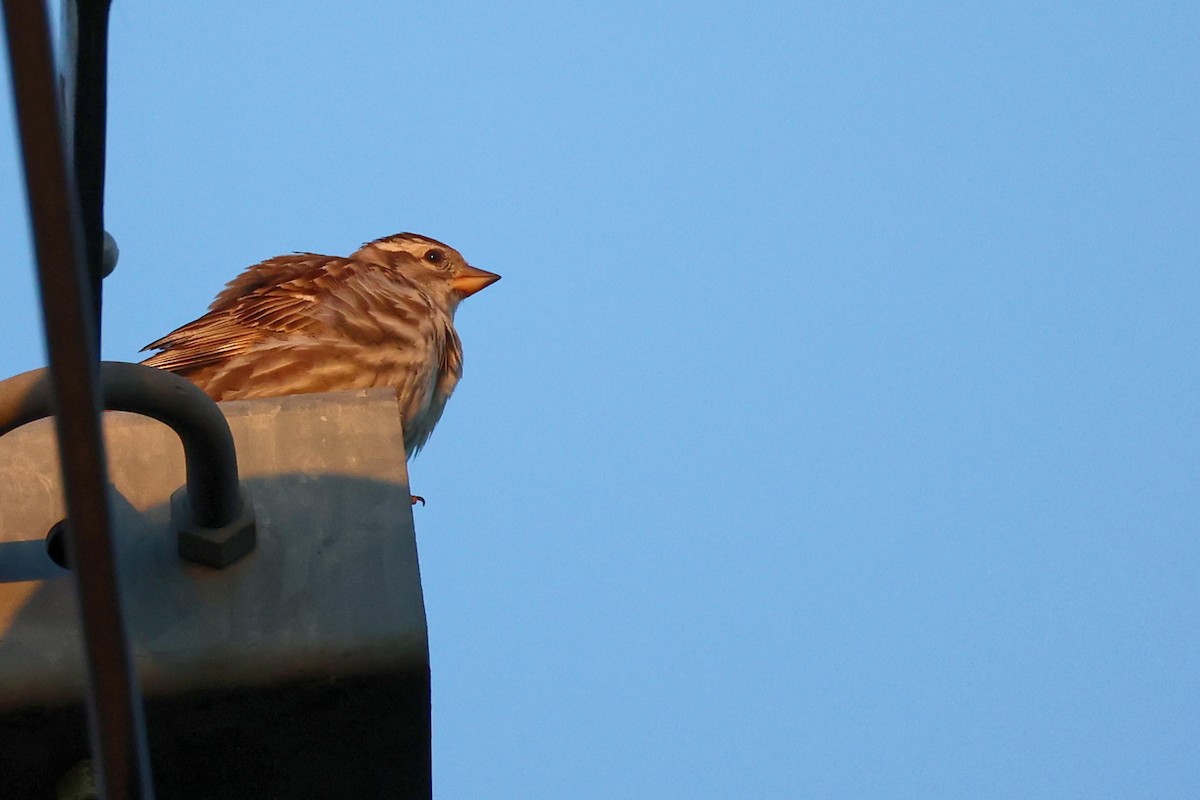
[0,362,257,568]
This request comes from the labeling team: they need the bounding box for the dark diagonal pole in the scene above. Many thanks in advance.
[63,0,113,342]
[2,1,153,798]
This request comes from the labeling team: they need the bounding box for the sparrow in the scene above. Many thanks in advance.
[141,232,500,496]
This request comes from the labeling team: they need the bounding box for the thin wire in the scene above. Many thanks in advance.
[1,0,153,797]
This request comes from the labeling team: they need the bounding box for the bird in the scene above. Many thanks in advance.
[141,232,500,500]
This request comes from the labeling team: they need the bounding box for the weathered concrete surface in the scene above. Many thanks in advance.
[0,388,430,798]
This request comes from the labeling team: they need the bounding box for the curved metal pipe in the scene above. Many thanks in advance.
[0,361,242,528]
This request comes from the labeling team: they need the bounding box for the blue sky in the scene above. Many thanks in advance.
[3,2,1198,797]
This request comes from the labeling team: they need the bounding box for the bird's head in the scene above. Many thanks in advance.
[354,232,500,305]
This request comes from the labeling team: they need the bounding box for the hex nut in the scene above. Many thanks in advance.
[172,485,256,568]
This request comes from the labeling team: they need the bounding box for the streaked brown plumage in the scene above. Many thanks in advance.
[142,232,499,458]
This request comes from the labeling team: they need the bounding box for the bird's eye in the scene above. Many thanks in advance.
[425,249,445,264]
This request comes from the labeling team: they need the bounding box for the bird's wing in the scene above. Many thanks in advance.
[141,253,430,373]
[207,252,333,312]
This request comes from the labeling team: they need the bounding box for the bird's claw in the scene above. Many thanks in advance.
[411,495,426,506]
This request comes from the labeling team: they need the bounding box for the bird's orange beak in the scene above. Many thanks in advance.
[453,265,501,296]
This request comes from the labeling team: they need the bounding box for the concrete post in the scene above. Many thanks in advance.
[0,388,430,798]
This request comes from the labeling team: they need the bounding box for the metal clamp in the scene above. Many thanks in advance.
[0,362,256,568]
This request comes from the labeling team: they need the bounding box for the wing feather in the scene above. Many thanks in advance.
[141,252,429,374]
